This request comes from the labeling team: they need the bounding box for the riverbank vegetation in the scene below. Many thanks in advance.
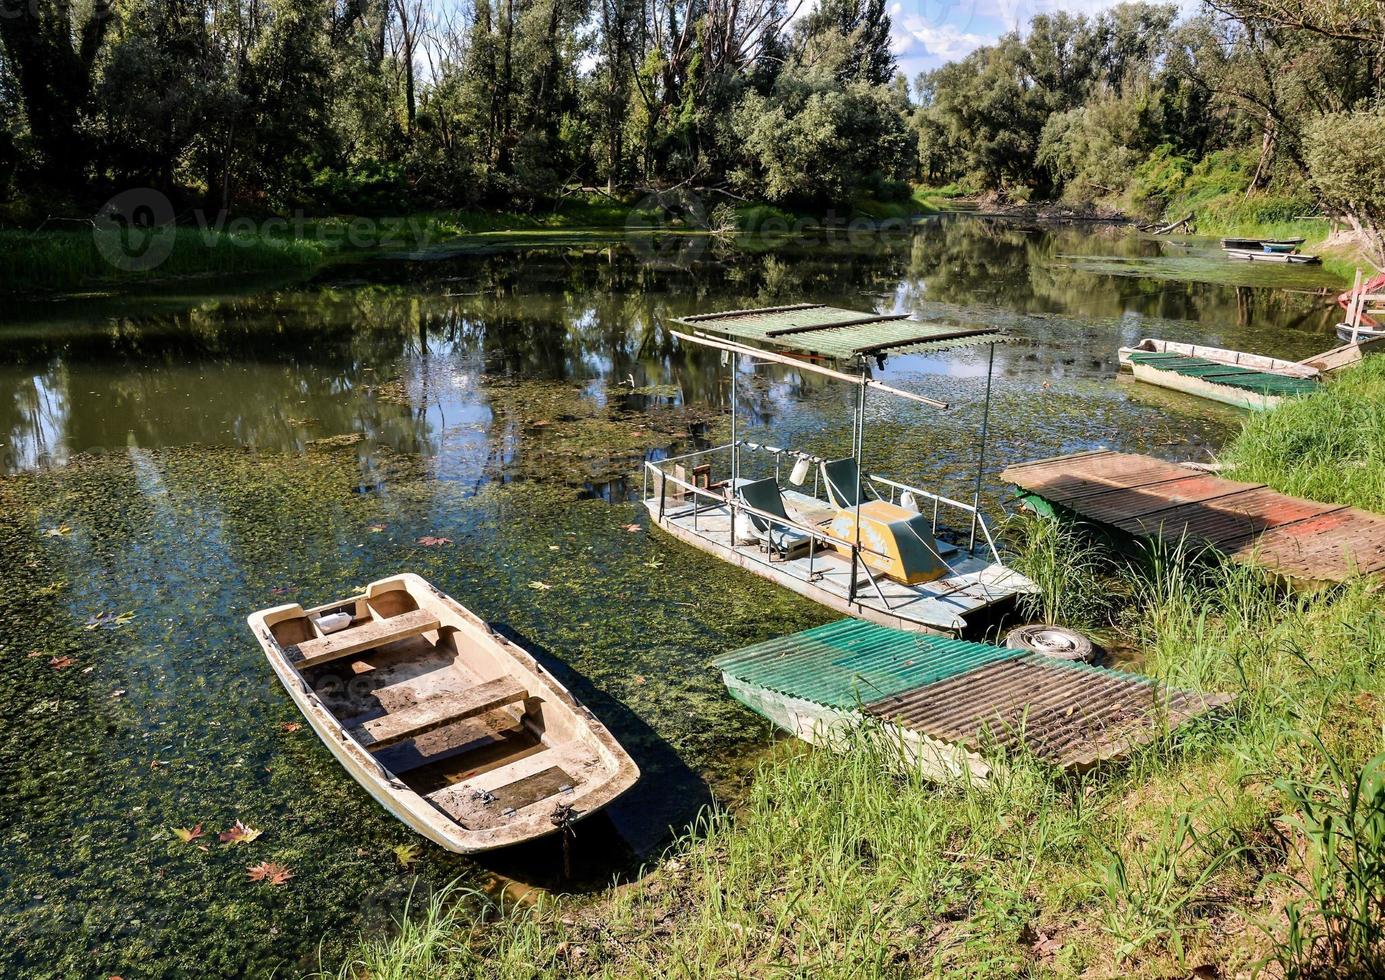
[911,2,1385,262]
[336,366,1385,976]
[5,1,1381,264]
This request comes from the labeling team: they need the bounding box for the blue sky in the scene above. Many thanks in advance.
[888,0,1201,79]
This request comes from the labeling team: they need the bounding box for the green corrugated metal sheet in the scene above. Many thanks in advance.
[1128,351,1317,397]
[713,619,1025,709]
[675,305,1005,359]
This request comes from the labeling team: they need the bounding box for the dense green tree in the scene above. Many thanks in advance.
[1304,110,1385,260]
[0,0,115,189]
[798,0,894,87]
[0,0,1380,224]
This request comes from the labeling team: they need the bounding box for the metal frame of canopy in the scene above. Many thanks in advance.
[663,304,1005,606]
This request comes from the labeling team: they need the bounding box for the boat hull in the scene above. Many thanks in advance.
[1128,362,1281,411]
[248,573,639,853]
[1336,323,1385,344]
[644,498,1033,636]
[1223,248,1320,264]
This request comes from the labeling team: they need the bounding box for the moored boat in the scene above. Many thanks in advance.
[247,573,639,852]
[643,304,1037,636]
[1220,236,1304,251]
[1118,337,1318,411]
[1222,247,1321,264]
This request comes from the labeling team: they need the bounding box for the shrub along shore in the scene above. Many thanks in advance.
[331,360,1385,979]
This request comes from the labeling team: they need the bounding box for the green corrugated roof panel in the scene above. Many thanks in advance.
[713,619,1026,710]
[675,305,1005,359]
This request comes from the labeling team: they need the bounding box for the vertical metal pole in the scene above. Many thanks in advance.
[729,352,738,547]
[729,352,738,483]
[969,342,996,552]
[849,364,867,603]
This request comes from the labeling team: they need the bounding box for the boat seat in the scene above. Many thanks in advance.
[288,608,440,670]
[737,478,812,560]
[821,457,862,509]
[346,677,529,752]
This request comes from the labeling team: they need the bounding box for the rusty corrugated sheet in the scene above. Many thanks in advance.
[863,657,1231,769]
[1000,451,1385,582]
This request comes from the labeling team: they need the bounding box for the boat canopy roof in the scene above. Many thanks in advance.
[673,303,1006,361]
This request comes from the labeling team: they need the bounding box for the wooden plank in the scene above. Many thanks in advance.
[289,608,440,669]
[1117,488,1340,548]
[347,677,529,752]
[489,765,578,812]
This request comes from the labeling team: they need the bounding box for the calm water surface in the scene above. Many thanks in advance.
[0,218,1343,976]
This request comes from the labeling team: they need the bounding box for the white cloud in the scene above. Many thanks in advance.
[891,17,991,62]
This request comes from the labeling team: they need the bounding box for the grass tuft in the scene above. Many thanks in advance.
[1221,358,1385,513]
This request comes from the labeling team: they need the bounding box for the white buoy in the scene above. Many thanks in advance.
[789,456,811,486]
[900,491,920,513]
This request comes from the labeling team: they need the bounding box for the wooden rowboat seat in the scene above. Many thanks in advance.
[288,608,440,669]
[345,677,529,752]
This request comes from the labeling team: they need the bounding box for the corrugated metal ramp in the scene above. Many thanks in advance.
[715,619,1229,770]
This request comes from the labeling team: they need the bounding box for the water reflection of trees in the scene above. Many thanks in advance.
[0,227,1345,474]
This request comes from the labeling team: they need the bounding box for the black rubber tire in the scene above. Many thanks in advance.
[1004,624,1095,662]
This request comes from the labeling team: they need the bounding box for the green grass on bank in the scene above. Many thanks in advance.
[0,227,329,295]
[336,362,1385,978]
[1223,356,1385,511]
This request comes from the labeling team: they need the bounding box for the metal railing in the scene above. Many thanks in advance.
[640,441,1007,612]
[642,441,1003,563]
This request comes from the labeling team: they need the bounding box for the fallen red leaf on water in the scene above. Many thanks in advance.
[416,536,452,547]
[623,524,641,533]
[247,861,293,886]
[279,722,302,733]
[49,656,74,670]
[170,824,204,843]
[368,523,387,533]
[219,820,262,845]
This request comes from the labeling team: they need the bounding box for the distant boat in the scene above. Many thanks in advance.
[1222,247,1321,265]
[1220,237,1305,250]
[1118,338,1319,411]
[248,573,639,852]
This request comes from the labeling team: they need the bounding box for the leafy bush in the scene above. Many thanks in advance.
[1128,144,1194,217]
[732,73,915,207]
